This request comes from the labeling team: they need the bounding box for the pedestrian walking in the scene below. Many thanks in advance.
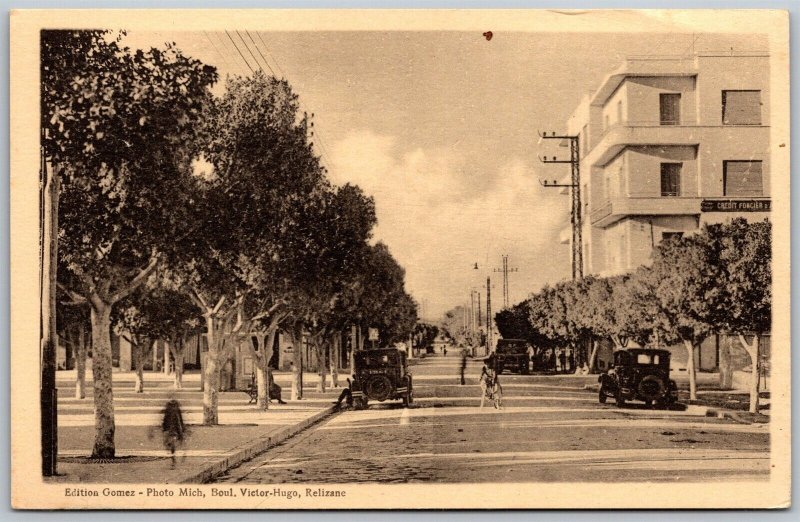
[459,350,467,385]
[568,350,575,374]
[548,350,556,372]
[160,397,186,469]
[559,350,567,374]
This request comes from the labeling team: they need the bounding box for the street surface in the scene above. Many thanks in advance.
[217,354,770,483]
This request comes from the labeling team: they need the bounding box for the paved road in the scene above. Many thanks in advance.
[216,354,770,483]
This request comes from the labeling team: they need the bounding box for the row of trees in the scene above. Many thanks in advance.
[495,219,771,413]
[44,30,417,458]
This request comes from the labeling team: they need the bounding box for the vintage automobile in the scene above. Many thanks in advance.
[351,348,413,409]
[495,339,531,374]
[598,348,679,408]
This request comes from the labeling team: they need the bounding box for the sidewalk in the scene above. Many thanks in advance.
[50,373,340,484]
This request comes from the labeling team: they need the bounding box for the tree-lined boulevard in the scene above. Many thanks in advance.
[40,29,772,484]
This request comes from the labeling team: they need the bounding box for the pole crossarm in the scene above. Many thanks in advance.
[536,131,584,280]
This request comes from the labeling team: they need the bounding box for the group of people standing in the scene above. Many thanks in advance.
[535,348,576,374]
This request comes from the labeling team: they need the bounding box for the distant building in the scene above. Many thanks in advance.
[562,52,770,277]
[558,52,771,376]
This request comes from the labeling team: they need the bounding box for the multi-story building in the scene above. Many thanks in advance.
[556,52,771,376]
[561,52,770,277]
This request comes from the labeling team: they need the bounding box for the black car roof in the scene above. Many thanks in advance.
[622,348,671,355]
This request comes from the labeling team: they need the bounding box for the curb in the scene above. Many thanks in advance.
[168,405,337,484]
[705,407,770,425]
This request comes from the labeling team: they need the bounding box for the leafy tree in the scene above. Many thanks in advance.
[179,71,340,418]
[413,323,439,355]
[634,234,721,400]
[709,219,771,413]
[44,30,216,457]
[441,305,469,347]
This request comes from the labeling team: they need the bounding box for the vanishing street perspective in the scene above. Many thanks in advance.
[39,26,773,486]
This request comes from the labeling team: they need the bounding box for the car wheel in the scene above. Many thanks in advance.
[638,375,666,403]
[365,375,393,402]
[598,387,607,404]
[615,395,626,408]
[354,397,367,410]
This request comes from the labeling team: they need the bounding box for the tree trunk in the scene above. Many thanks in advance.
[291,346,302,401]
[330,334,340,388]
[164,341,171,375]
[173,343,183,390]
[90,301,115,458]
[133,340,145,393]
[256,364,269,410]
[738,334,761,414]
[683,339,697,401]
[203,314,220,425]
[315,338,327,393]
[587,339,599,373]
[75,322,87,400]
[718,335,733,390]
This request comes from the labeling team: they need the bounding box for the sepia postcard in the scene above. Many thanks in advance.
[9,8,791,509]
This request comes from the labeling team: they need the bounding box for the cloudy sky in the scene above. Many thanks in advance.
[123,27,764,320]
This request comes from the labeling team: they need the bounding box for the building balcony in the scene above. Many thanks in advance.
[590,196,702,228]
[584,123,769,167]
[584,123,701,167]
[589,57,698,108]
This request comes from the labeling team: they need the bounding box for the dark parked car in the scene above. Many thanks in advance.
[351,348,413,409]
[495,339,531,374]
[598,348,678,408]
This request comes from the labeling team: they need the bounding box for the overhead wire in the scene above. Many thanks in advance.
[224,30,255,74]
[247,30,338,171]
[243,30,277,77]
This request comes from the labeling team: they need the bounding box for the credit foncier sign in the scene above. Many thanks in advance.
[701,199,771,212]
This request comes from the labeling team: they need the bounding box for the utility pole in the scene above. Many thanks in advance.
[492,254,519,308]
[486,276,492,355]
[40,129,58,477]
[538,131,583,280]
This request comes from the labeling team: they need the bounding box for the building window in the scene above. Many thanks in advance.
[604,114,610,130]
[722,90,761,125]
[617,100,623,125]
[724,160,763,196]
[661,231,684,243]
[659,93,681,125]
[660,163,681,196]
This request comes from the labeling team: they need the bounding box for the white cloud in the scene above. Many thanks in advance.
[329,129,571,319]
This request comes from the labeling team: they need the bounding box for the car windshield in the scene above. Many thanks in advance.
[357,352,397,367]
[634,353,664,365]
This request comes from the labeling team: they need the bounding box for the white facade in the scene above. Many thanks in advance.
[561,53,771,277]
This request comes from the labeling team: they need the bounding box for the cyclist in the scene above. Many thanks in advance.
[479,354,502,409]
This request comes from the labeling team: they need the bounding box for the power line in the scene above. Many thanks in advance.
[235,30,267,75]
[224,30,255,74]
[248,31,338,172]
[203,31,233,71]
[244,30,277,77]
[254,31,289,79]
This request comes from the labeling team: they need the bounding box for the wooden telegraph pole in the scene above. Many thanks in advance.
[40,134,59,476]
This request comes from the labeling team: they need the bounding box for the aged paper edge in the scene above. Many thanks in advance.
[9,8,791,510]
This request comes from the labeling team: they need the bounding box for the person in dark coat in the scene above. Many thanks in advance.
[161,398,186,468]
[334,378,353,409]
[459,350,468,385]
[559,350,567,374]
[568,350,576,373]
[268,370,287,404]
